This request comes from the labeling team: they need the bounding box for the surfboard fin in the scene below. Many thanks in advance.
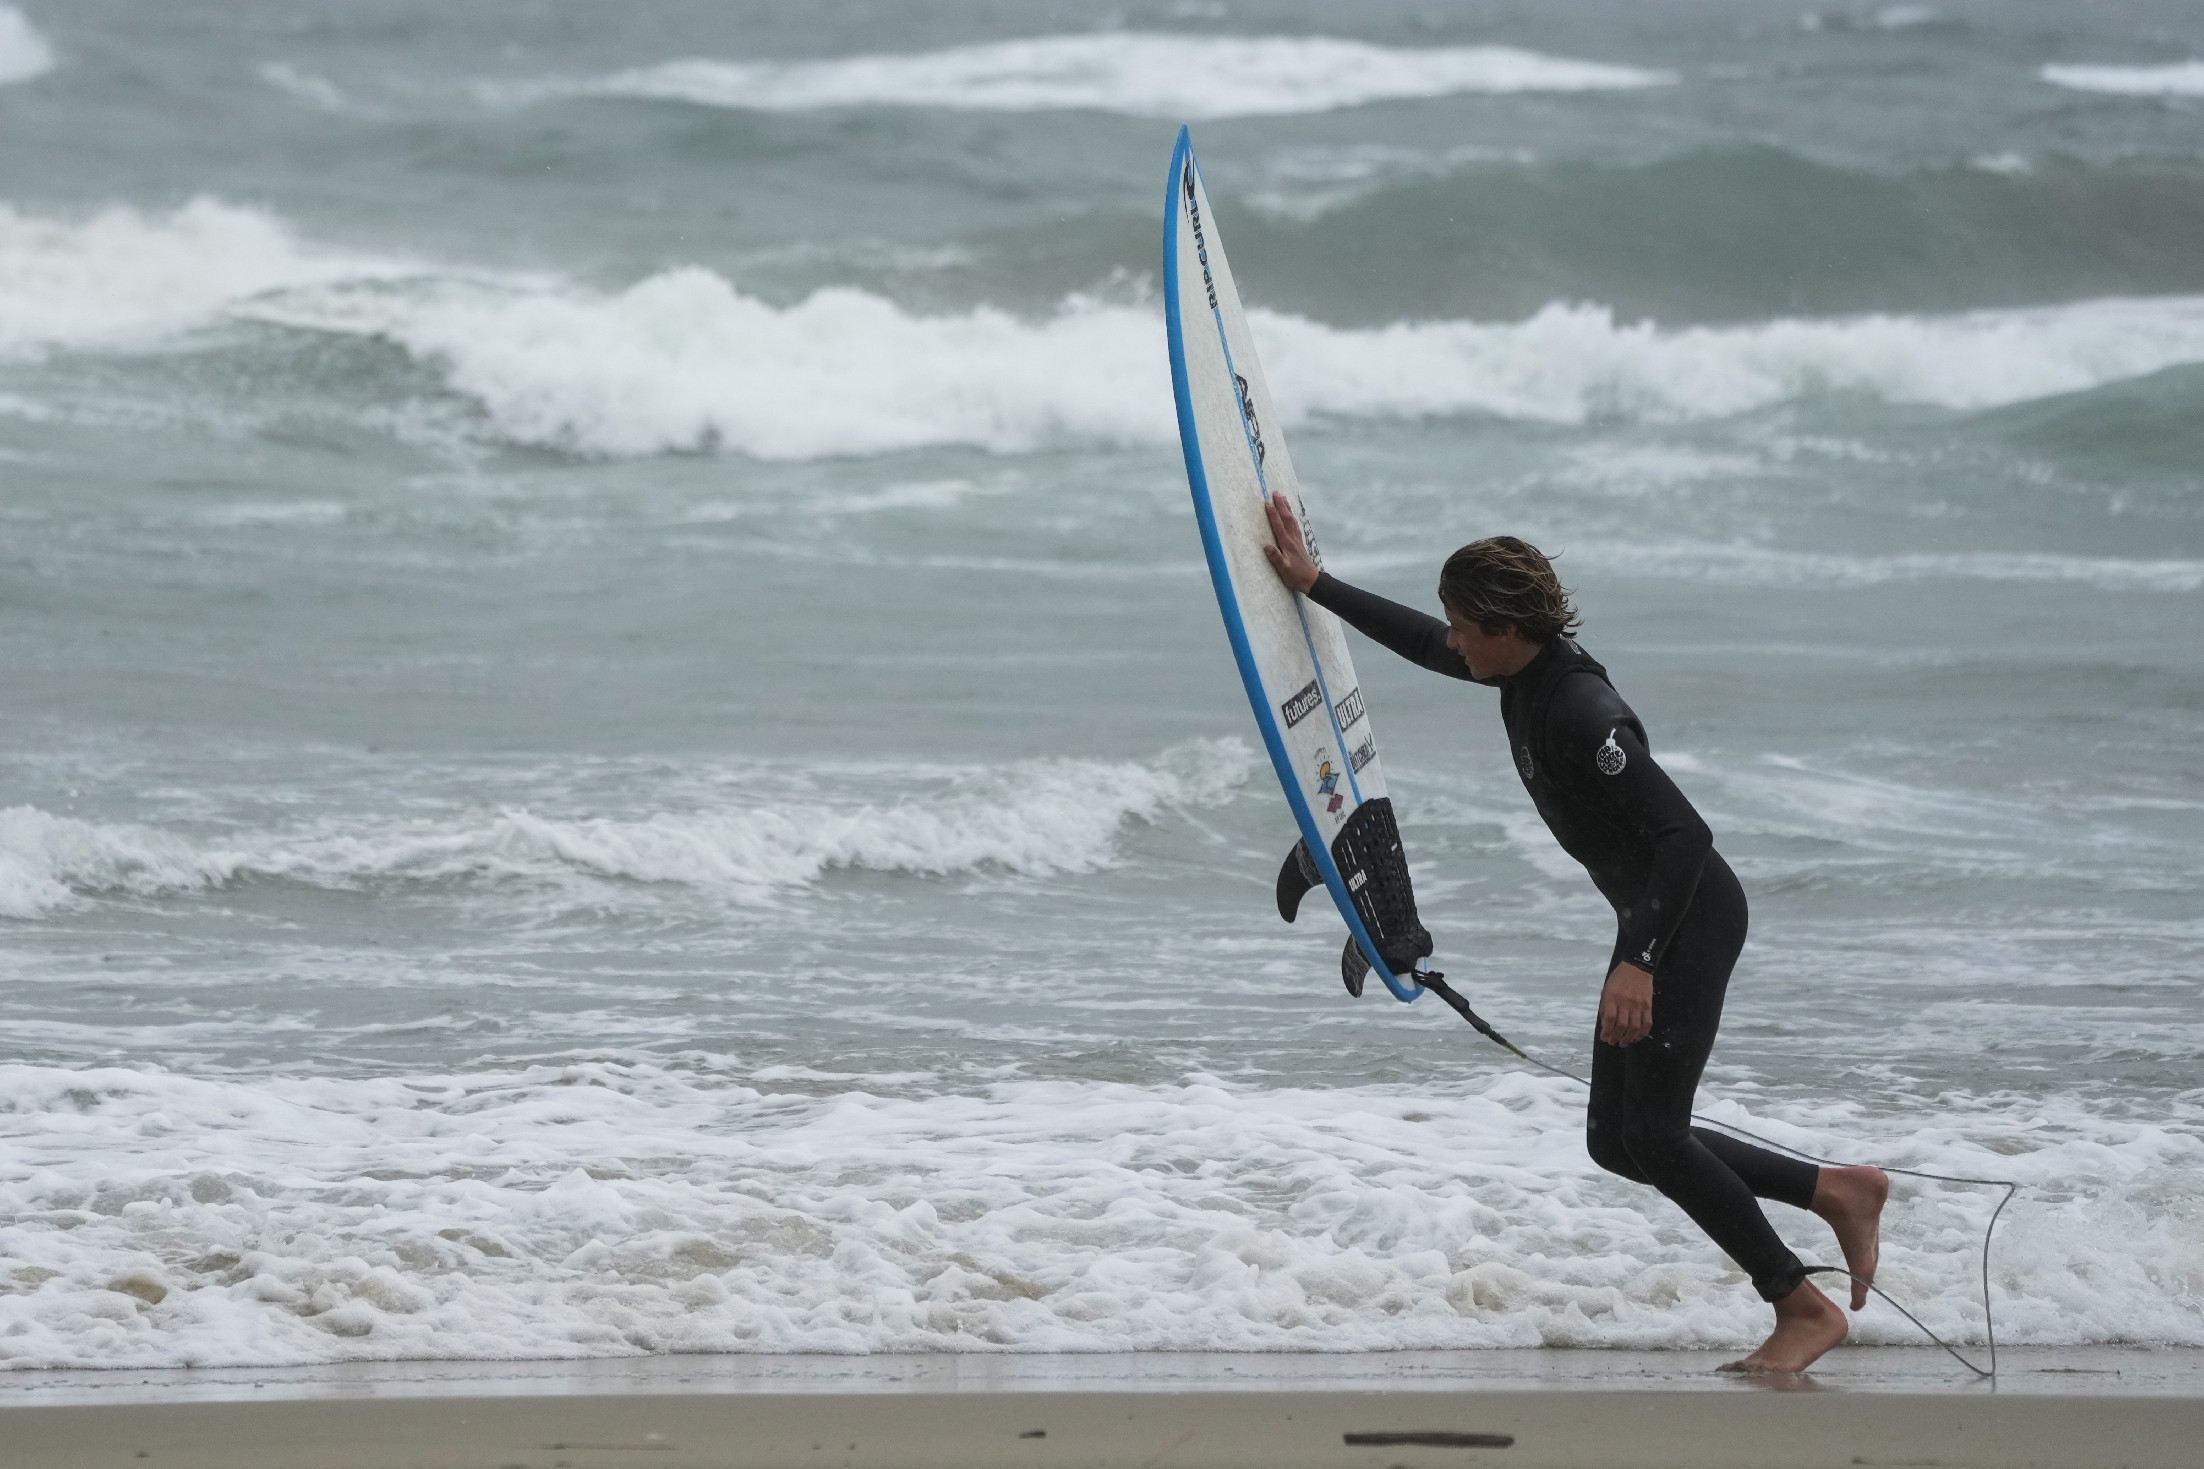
[1341,935,1370,998]
[1275,839,1320,923]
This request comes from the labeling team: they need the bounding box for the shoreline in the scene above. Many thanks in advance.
[7,1348,2199,1468]
[5,1344,2200,1406]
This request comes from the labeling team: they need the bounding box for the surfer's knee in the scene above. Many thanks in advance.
[1586,1113,1639,1180]
[1616,1112,1692,1180]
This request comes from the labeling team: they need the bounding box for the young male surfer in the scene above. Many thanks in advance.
[1261,496,1888,1374]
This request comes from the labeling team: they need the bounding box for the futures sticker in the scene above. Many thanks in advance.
[1280,679,1323,728]
[1597,728,1627,776]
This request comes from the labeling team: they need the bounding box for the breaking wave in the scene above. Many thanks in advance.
[0,198,416,357]
[534,33,1671,121]
[0,742,1254,918]
[16,198,2204,458]
[312,280,2204,458]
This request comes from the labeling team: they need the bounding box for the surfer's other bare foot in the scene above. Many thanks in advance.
[1719,1279,1848,1374]
[1811,1164,1888,1310]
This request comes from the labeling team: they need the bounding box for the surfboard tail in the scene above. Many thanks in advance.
[1329,797,1434,975]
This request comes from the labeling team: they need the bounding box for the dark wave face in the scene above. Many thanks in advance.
[1223,149,2204,324]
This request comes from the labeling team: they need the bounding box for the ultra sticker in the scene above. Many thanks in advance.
[1335,686,1366,728]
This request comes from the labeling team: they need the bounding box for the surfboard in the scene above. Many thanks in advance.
[1163,127,1434,1005]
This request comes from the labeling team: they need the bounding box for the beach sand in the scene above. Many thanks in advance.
[7,1348,2198,1468]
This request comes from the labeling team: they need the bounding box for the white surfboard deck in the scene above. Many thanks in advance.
[1163,127,1425,1004]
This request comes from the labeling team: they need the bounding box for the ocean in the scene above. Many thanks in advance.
[0,0,2199,1368]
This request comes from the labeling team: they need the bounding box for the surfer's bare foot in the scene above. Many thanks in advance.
[1719,1278,1848,1374]
[1810,1164,1888,1310]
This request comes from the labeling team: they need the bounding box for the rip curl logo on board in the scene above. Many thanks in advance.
[1597,729,1627,776]
[1311,750,1346,813]
[1183,164,1218,310]
[1516,745,1535,781]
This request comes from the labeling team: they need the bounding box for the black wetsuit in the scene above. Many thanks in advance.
[1308,572,1819,1302]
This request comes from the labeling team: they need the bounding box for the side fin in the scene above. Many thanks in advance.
[1275,838,1320,923]
[1341,935,1370,998]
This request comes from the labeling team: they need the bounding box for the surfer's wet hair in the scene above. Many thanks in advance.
[1438,537,1580,643]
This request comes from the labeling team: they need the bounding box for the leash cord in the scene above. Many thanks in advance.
[1417,974,2018,1377]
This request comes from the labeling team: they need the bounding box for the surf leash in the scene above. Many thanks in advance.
[1414,970,2019,1378]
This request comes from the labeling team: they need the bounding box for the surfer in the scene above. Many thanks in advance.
[1259,497,1888,1374]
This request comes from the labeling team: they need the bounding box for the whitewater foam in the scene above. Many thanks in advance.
[0,742,1253,917]
[0,5,51,87]
[2042,61,2204,98]
[0,808,230,920]
[1570,542,2204,595]
[250,271,2204,458]
[544,34,1671,121]
[0,1061,2192,1367]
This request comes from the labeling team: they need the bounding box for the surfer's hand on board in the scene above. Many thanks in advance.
[1598,961,1655,1046]
[1262,494,1320,594]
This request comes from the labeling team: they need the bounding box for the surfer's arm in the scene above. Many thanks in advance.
[1261,494,1475,679]
[1305,573,1476,680]
[1553,681,1711,973]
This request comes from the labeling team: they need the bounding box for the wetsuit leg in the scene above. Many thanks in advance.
[1583,856,1820,1301]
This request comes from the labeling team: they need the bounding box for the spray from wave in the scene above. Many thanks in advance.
[520,33,1671,121]
[0,742,1254,918]
[0,198,418,356]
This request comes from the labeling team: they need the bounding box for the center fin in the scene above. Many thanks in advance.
[1341,935,1370,998]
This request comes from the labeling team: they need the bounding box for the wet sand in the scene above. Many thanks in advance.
[7,1348,2199,1468]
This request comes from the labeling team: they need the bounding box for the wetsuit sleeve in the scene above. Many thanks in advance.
[1550,680,1713,974]
[1304,572,1477,680]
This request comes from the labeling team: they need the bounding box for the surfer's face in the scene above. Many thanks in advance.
[1444,607,1539,681]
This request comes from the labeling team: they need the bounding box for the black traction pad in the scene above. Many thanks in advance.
[1327,796,1433,975]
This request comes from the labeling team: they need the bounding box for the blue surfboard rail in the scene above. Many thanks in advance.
[1163,126,1421,1006]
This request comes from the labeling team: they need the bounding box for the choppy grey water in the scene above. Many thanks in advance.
[0,0,2199,1367]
